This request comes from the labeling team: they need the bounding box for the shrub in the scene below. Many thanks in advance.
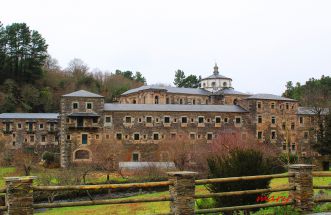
[42,151,55,166]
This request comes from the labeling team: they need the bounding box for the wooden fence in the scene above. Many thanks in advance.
[0,164,330,214]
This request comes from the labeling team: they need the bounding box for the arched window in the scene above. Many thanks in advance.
[203,83,206,87]
[179,99,183,104]
[233,98,238,105]
[133,99,136,104]
[223,82,227,87]
[155,96,159,104]
[74,150,90,160]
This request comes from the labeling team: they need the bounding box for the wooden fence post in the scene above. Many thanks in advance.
[5,176,36,215]
[288,164,314,213]
[167,171,197,215]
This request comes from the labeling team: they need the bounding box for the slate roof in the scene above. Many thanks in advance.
[215,88,250,96]
[246,94,296,101]
[104,103,248,113]
[201,74,232,80]
[0,113,59,120]
[62,90,103,98]
[121,85,210,96]
[68,112,100,117]
[297,107,329,115]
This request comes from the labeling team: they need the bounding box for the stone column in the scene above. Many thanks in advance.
[288,164,314,212]
[167,171,197,215]
[5,176,36,215]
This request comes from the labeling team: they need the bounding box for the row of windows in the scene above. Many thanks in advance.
[256,130,310,141]
[256,101,296,110]
[123,116,242,124]
[2,122,56,132]
[72,102,93,109]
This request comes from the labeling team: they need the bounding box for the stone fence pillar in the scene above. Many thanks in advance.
[288,164,314,213]
[167,171,197,215]
[5,176,36,215]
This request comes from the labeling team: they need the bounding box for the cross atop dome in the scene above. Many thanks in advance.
[213,63,219,75]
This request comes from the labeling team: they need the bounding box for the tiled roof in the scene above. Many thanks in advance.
[104,103,248,113]
[297,107,329,115]
[246,94,296,101]
[121,85,210,96]
[62,90,103,98]
[201,74,232,80]
[0,113,59,119]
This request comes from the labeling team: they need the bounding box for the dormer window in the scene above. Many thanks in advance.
[73,102,79,109]
[86,102,92,109]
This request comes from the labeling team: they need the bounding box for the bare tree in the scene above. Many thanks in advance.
[13,147,38,176]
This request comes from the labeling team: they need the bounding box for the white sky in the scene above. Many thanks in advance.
[2,0,331,95]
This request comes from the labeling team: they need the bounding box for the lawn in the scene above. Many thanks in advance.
[0,167,16,187]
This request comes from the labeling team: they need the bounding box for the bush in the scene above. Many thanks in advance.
[206,148,283,213]
[279,153,298,166]
[42,151,55,166]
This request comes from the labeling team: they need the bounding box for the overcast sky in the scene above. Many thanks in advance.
[2,0,331,95]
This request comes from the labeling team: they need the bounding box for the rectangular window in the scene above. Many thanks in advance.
[181,116,188,124]
[17,123,22,129]
[73,102,79,109]
[92,117,98,123]
[235,117,241,124]
[190,133,196,140]
[207,133,213,140]
[86,102,92,109]
[257,101,262,109]
[291,123,295,130]
[271,131,276,140]
[125,116,132,123]
[146,116,152,123]
[286,103,289,110]
[42,135,46,142]
[82,134,88,144]
[171,133,176,139]
[198,116,204,123]
[299,117,303,124]
[164,116,170,123]
[257,115,262,123]
[271,102,275,109]
[257,131,263,140]
[215,117,221,124]
[153,133,159,140]
[134,133,140,140]
[95,134,99,140]
[291,143,296,151]
[30,135,35,142]
[132,153,140,162]
[271,116,276,124]
[105,116,112,123]
[304,132,309,139]
[224,117,229,123]
[282,143,287,151]
[66,134,71,140]
[106,134,110,139]
[116,133,122,140]
[282,122,286,130]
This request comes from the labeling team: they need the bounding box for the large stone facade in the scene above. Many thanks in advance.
[0,65,329,168]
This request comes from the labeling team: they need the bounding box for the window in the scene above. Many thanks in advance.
[192,99,196,105]
[282,122,286,130]
[291,143,296,151]
[132,152,140,162]
[235,117,241,124]
[125,116,132,123]
[138,118,142,123]
[207,118,211,123]
[198,116,204,124]
[116,133,122,140]
[39,123,44,129]
[299,117,303,124]
[212,82,216,87]
[66,135,71,140]
[215,117,221,124]
[86,102,93,109]
[271,131,276,140]
[106,134,110,139]
[132,99,136,104]
[304,132,309,139]
[73,102,79,109]
[282,142,287,151]
[271,116,276,124]
[17,123,22,129]
[271,102,275,109]
[75,150,90,160]
[173,118,177,123]
[223,82,227,87]
[134,133,140,140]
[95,134,100,140]
[30,135,35,142]
[286,103,289,110]
[105,116,112,123]
[171,133,176,139]
[155,96,159,104]
[92,117,98,123]
[179,99,183,104]
[164,116,170,123]
[155,117,160,123]
[153,133,159,140]
[291,123,295,130]
[166,98,170,104]
[190,118,194,123]
[146,116,152,123]
[257,115,262,123]
[190,133,196,140]
[224,117,229,123]
[181,116,188,124]
[40,135,46,142]
[207,133,213,140]
[66,118,70,123]
[257,101,262,109]
[82,134,88,144]
[257,131,263,140]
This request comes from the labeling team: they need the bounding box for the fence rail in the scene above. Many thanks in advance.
[1,164,331,214]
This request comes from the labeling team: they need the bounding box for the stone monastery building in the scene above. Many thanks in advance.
[0,64,324,168]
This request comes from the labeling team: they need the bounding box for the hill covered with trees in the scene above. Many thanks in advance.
[0,22,145,113]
